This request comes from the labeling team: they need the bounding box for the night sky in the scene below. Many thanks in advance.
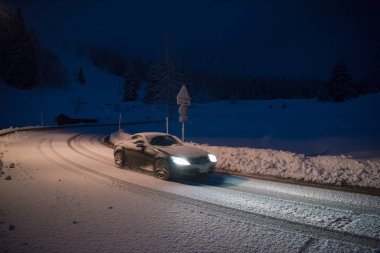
[1,0,380,80]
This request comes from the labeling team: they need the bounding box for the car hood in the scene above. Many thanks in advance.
[156,145,208,158]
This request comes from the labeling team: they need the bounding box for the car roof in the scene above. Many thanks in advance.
[133,132,173,138]
[129,132,182,144]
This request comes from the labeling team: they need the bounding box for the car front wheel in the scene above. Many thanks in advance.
[154,159,170,180]
[114,151,125,168]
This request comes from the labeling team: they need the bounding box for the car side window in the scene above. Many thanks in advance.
[135,139,145,144]
[130,135,145,144]
[150,135,180,146]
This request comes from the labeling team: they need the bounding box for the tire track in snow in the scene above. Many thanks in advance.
[81,133,380,214]
[70,133,380,240]
[71,134,113,165]
[34,133,380,249]
[93,134,112,151]
[297,237,316,253]
[82,134,112,156]
[36,137,107,183]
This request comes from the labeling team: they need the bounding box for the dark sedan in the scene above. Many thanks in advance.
[113,132,217,180]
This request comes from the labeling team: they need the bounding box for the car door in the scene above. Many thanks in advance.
[127,135,150,169]
[122,135,142,168]
[139,142,160,171]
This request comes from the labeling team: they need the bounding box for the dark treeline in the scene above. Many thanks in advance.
[1,7,379,103]
[190,74,326,100]
[85,45,380,103]
[84,44,150,80]
[0,8,66,89]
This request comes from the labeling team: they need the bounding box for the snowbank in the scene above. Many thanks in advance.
[189,143,380,189]
[111,131,380,189]
[0,126,49,136]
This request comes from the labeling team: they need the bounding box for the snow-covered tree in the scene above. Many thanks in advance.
[0,8,67,89]
[0,10,8,78]
[144,42,190,117]
[0,8,39,89]
[74,67,86,85]
[88,46,128,77]
[328,61,354,102]
[145,58,178,116]
[123,61,140,101]
[39,48,67,87]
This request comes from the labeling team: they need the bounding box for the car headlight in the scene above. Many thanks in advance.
[171,156,190,166]
[208,154,217,162]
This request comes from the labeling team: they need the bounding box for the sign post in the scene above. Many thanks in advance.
[40,110,44,126]
[176,85,191,142]
[166,117,169,134]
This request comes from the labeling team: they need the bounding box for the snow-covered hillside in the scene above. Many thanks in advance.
[1,49,380,158]
[115,94,380,158]
[0,49,124,127]
[183,94,380,158]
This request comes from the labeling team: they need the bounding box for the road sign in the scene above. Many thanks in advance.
[177,85,191,105]
[178,104,189,122]
[177,85,191,142]
[177,85,191,123]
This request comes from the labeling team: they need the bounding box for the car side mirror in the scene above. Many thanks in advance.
[136,143,145,149]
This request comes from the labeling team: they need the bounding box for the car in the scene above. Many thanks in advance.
[113,132,217,180]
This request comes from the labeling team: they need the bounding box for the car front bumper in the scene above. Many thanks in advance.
[170,162,216,176]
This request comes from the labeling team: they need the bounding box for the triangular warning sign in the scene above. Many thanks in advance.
[176,85,191,105]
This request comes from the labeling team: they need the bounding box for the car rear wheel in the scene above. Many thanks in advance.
[114,151,125,168]
[154,159,170,180]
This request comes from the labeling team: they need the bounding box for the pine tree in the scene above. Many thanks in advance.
[1,8,39,89]
[74,67,86,85]
[39,48,67,87]
[144,56,181,118]
[144,41,187,117]
[0,10,8,78]
[328,61,354,102]
[123,61,140,101]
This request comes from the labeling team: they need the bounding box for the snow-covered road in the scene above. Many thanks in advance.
[1,127,379,252]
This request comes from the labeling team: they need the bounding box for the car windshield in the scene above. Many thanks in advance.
[149,135,182,146]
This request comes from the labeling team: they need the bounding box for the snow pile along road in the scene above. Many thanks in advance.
[0,126,44,136]
[111,130,380,189]
[190,143,380,189]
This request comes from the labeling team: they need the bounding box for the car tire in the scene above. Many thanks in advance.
[154,159,170,180]
[197,173,210,180]
[114,151,125,168]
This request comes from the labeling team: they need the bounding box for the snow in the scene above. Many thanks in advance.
[1,7,379,252]
[190,143,380,189]
[112,93,380,160]
[2,65,380,160]
[183,95,380,158]
[0,126,58,136]
[0,49,159,128]
[111,130,380,189]
[0,126,37,136]
[1,44,380,198]
[0,129,379,252]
